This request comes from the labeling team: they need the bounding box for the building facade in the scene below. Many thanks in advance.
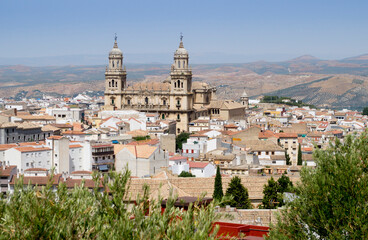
[104,37,225,133]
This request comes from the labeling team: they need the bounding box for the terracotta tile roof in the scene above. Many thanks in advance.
[10,174,62,185]
[69,144,83,148]
[224,124,238,128]
[18,141,45,146]
[0,165,17,176]
[24,168,48,172]
[20,114,55,120]
[259,130,278,139]
[63,130,86,135]
[114,144,157,158]
[169,156,187,161]
[15,146,51,153]
[126,139,159,146]
[125,130,149,137]
[64,177,103,188]
[188,161,209,168]
[47,136,64,140]
[277,133,298,138]
[0,144,17,151]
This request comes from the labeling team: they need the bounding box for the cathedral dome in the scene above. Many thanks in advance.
[175,40,188,56]
[110,47,122,55]
[109,37,123,56]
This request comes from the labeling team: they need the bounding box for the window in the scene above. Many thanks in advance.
[127,99,131,105]
[26,163,29,167]
[266,151,269,155]
[177,114,180,120]
[163,99,166,105]
[181,82,183,88]
[183,61,185,68]
[191,150,194,153]
[177,80,180,88]
[178,61,181,68]
[145,97,149,105]
[112,61,115,68]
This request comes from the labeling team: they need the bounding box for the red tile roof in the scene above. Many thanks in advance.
[0,165,17,176]
[24,168,48,172]
[188,161,209,168]
[169,156,187,161]
[15,147,51,153]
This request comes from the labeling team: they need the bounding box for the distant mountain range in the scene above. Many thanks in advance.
[2,53,368,110]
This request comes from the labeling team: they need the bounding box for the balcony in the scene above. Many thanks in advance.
[92,151,114,156]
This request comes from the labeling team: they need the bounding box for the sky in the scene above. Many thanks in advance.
[0,0,368,65]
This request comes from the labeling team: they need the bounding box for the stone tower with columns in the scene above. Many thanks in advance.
[240,88,249,109]
[104,35,127,109]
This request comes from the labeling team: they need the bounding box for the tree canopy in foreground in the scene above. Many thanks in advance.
[268,132,368,239]
[0,169,220,239]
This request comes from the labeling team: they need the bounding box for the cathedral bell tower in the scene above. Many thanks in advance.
[104,34,127,109]
[170,34,192,94]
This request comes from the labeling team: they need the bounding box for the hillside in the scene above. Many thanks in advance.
[2,54,368,110]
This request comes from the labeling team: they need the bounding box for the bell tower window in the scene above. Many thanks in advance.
[178,61,181,68]
[112,61,115,68]
[112,80,115,87]
[145,97,149,105]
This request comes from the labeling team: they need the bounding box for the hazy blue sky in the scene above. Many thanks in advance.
[1,0,368,64]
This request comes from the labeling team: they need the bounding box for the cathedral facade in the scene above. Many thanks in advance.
[104,37,245,133]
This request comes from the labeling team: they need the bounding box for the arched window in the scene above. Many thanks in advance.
[117,61,119,68]
[112,80,115,87]
[177,80,180,88]
[163,99,166,105]
[174,82,176,88]
[177,114,180,120]
[183,61,185,68]
[127,99,131,105]
[162,114,165,119]
[115,81,118,87]
[112,61,115,68]
[109,82,111,87]
[145,97,149,105]
[178,61,181,68]
[181,82,183,88]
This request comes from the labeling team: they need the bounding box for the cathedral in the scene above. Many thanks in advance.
[104,36,246,133]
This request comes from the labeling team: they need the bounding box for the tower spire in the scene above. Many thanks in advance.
[179,32,184,48]
[114,33,118,48]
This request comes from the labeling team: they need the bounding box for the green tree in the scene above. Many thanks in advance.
[363,107,368,116]
[0,168,220,239]
[261,177,280,209]
[178,171,195,177]
[285,151,291,165]
[268,133,368,239]
[277,174,293,194]
[224,176,252,209]
[297,143,303,165]
[175,132,190,151]
[213,165,223,201]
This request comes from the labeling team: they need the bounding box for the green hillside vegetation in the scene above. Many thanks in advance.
[261,96,316,108]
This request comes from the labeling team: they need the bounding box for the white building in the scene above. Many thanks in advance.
[188,161,216,177]
[114,144,168,177]
[5,146,52,173]
[46,107,84,123]
[168,155,189,175]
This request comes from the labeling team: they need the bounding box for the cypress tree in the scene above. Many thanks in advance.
[225,176,252,209]
[297,143,303,165]
[213,165,223,201]
[285,151,291,165]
